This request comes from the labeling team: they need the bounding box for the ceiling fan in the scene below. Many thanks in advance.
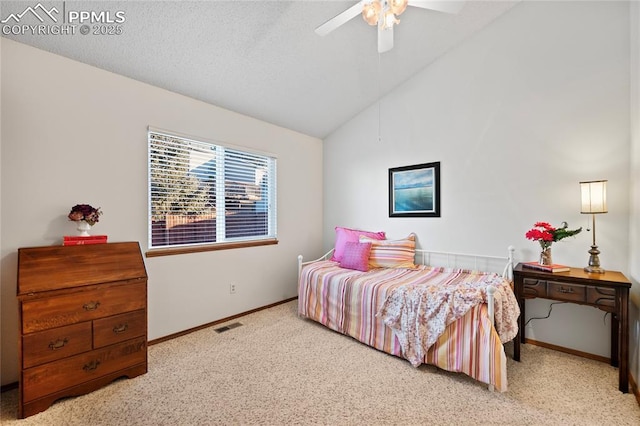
[315,0,465,53]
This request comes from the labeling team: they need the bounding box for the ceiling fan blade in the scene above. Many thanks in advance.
[315,1,364,36]
[378,24,394,53]
[407,0,465,14]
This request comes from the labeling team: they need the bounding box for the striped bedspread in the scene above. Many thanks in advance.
[298,261,520,392]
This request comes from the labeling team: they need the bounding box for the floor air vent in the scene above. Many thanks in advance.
[214,322,243,333]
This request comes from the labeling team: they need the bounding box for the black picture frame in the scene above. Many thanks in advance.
[389,162,441,217]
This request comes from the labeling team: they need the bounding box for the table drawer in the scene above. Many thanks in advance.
[587,286,616,311]
[22,336,146,403]
[522,278,547,298]
[548,282,586,302]
[22,282,146,334]
[94,310,146,348]
[22,322,92,369]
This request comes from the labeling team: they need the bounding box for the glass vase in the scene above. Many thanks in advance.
[539,246,552,266]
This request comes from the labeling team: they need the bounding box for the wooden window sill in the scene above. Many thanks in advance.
[145,238,278,258]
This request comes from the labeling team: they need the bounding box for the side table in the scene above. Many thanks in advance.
[513,263,631,393]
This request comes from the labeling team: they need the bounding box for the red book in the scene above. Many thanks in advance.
[63,235,107,241]
[63,239,107,246]
[62,235,108,246]
[522,261,571,273]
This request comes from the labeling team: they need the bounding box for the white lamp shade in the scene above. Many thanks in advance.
[580,180,607,214]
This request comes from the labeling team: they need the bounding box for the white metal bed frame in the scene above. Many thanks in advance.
[297,246,515,391]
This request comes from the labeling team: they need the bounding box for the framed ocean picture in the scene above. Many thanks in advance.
[389,162,440,217]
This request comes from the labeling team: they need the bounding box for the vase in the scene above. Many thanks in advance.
[76,220,91,237]
[539,246,552,266]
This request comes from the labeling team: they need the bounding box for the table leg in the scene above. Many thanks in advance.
[513,282,523,361]
[611,312,619,368]
[619,289,629,393]
[520,297,526,344]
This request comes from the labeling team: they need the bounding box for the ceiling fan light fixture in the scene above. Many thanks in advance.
[388,0,409,16]
[316,0,465,52]
[362,0,382,26]
[381,8,399,30]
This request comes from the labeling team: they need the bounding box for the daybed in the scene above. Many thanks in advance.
[297,231,520,391]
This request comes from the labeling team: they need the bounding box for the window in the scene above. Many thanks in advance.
[148,129,277,253]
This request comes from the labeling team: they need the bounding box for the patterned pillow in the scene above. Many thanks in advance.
[339,241,372,272]
[360,233,417,269]
[330,226,386,262]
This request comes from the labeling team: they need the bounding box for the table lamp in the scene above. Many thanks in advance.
[580,180,607,273]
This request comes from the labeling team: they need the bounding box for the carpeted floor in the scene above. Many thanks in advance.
[2,300,638,425]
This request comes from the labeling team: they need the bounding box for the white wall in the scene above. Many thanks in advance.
[324,1,631,359]
[0,38,324,385]
[629,0,640,391]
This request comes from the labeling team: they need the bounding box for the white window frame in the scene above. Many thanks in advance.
[147,127,277,256]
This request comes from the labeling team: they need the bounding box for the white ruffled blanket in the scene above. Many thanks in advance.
[377,268,520,367]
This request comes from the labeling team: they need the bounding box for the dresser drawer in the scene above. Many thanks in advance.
[22,336,146,403]
[94,310,146,348]
[548,282,586,302]
[22,322,92,369]
[522,278,547,298]
[22,282,146,334]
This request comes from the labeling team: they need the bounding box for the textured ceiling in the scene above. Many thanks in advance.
[1,0,520,138]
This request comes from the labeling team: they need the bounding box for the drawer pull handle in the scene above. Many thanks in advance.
[559,287,574,294]
[83,360,100,372]
[48,338,68,350]
[113,323,129,334]
[83,301,100,311]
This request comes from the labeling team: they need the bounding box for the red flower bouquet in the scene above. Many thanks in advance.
[525,221,581,265]
[525,221,582,251]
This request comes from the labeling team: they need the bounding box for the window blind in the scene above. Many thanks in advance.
[148,130,277,249]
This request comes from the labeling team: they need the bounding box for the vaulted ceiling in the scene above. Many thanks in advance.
[1,0,520,138]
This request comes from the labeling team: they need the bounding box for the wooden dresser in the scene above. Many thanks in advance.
[17,242,148,418]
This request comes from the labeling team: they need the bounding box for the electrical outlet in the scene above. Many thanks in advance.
[229,283,236,294]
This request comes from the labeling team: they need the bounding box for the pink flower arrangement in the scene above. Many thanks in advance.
[525,221,582,250]
[68,204,103,226]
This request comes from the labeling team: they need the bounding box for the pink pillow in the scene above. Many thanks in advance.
[339,241,372,272]
[331,226,386,262]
